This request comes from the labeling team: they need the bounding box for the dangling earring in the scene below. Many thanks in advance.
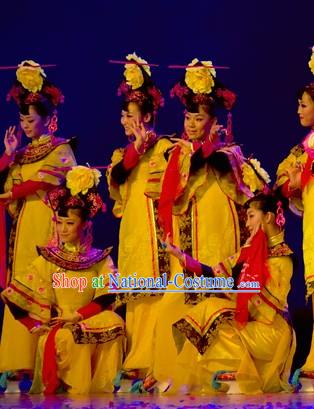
[275,201,285,229]
[48,110,58,134]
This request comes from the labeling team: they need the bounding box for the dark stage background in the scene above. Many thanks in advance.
[0,0,314,369]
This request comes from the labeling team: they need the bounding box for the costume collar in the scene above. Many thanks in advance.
[31,134,52,147]
[62,242,80,254]
[268,231,284,248]
[268,231,293,257]
[37,245,112,270]
[16,136,70,164]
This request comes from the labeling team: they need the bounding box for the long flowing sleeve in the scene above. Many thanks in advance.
[1,256,55,322]
[0,153,14,172]
[25,143,76,186]
[110,144,141,185]
[4,141,76,217]
[275,145,306,215]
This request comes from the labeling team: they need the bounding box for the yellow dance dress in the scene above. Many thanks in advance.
[276,133,314,295]
[171,232,295,394]
[276,131,314,372]
[1,244,125,394]
[0,135,76,372]
[107,137,174,374]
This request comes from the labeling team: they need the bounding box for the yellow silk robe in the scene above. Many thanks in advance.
[107,137,174,374]
[171,233,295,394]
[2,246,125,394]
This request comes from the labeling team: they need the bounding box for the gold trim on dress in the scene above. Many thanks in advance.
[16,136,72,164]
[69,323,125,344]
[268,232,293,257]
[37,246,112,270]
[174,308,235,355]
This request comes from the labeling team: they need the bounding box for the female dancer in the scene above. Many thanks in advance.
[0,60,76,376]
[2,166,124,394]
[107,53,173,380]
[148,58,269,390]
[163,192,295,394]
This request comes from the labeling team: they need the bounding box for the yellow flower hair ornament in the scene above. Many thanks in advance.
[6,60,64,107]
[16,60,46,93]
[170,58,236,111]
[185,58,216,94]
[47,166,106,219]
[123,52,151,90]
[115,53,164,112]
[66,166,101,196]
[242,159,271,193]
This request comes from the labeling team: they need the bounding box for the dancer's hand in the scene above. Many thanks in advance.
[208,118,223,144]
[244,223,261,246]
[160,233,185,263]
[129,118,147,153]
[4,126,19,156]
[50,311,82,325]
[168,138,194,155]
[0,192,12,200]
[30,324,50,336]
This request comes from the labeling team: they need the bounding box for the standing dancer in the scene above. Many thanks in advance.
[0,60,76,381]
[150,58,270,390]
[107,53,173,383]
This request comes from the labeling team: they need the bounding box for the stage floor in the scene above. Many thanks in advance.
[1,392,314,409]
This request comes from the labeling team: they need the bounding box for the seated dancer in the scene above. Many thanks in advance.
[1,166,125,394]
[162,192,295,394]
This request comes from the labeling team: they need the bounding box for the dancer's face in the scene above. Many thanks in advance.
[298,92,314,128]
[245,206,265,234]
[121,102,151,137]
[56,209,85,245]
[184,105,213,141]
[19,105,49,139]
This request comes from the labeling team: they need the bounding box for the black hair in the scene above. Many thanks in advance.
[54,189,91,222]
[19,99,54,117]
[49,183,104,222]
[122,98,154,121]
[57,206,88,221]
[245,191,288,215]
[298,82,314,101]
[184,93,215,116]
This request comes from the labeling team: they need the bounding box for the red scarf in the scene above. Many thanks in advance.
[235,229,270,326]
[301,131,314,190]
[42,323,62,394]
[301,155,314,191]
[158,146,182,240]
